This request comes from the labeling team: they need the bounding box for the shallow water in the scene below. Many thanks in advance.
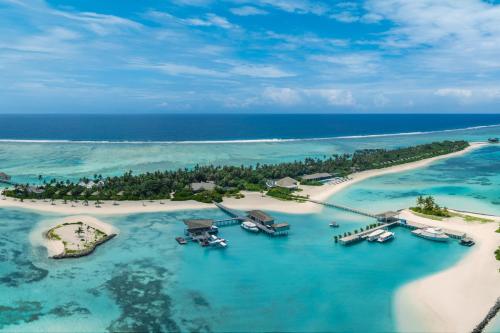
[0,207,469,332]
[1,126,500,331]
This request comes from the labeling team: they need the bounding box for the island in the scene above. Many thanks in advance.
[4,140,469,203]
[44,216,117,259]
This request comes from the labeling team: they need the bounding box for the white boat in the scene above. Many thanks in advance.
[241,221,259,233]
[366,229,385,241]
[209,235,228,248]
[377,231,395,243]
[412,227,449,242]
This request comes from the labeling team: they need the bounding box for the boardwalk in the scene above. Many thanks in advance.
[339,222,399,245]
[308,199,378,219]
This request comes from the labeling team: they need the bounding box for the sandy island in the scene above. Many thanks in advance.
[395,209,500,333]
[0,140,497,330]
[42,215,118,258]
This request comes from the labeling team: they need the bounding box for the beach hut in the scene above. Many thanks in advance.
[275,177,299,189]
[376,211,400,223]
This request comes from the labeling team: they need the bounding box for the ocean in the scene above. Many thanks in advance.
[1,113,500,142]
[0,114,499,332]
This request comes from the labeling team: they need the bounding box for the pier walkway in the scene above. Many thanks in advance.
[308,199,380,219]
[339,222,399,245]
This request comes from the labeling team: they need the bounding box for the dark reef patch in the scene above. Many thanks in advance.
[0,301,43,329]
[0,261,48,287]
[49,302,91,317]
[104,260,180,333]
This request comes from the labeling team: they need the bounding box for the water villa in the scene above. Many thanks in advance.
[247,210,290,236]
[183,219,219,246]
[376,211,400,223]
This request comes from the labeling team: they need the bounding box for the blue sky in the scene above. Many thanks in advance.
[1,0,500,113]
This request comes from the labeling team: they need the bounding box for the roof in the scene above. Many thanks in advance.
[190,181,216,192]
[377,211,399,218]
[184,219,214,229]
[301,172,332,180]
[275,177,298,188]
[247,210,274,223]
[271,223,289,228]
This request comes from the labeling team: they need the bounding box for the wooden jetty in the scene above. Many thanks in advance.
[339,222,399,245]
[339,219,467,245]
[309,199,378,219]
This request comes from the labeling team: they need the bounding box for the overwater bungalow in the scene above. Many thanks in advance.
[246,210,290,235]
[184,219,218,239]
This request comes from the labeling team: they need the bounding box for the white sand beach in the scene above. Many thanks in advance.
[35,215,118,257]
[395,210,500,333]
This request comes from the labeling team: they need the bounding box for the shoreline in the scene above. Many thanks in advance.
[39,215,118,258]
[0,141,486,216]
[395,210,500,333]
[2,140,497,331]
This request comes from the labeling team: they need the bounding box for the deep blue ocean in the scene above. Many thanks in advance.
[1,114,500,141]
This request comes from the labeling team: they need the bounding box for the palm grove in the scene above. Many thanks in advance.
[4,140,469,203]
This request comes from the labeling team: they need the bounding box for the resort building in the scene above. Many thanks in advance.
[78,180,104,189]
[247,210,290,235]
[267,177,299,189]
[301,172,333,181]
[247,210,274,226]
[190,181,216,192]
[376,211,400,223]
[183,219,219,244]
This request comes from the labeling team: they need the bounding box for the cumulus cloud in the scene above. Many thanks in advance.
[263,87,302,105]
[261,87,355,106]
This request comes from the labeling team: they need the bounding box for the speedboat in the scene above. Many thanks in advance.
[412,227,449,242]
[241,221,259,233]
[209,235,228,248]
[366,229,385,241]
[377,231,395,243]
[175,237,187,245]
[329,221,339,228]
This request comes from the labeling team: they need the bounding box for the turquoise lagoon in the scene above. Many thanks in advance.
[1,127,500,331]
[0,207,468,332]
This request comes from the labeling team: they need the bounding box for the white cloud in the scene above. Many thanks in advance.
[256,0,329,15]
[230,6,268,16]
[307,89,355,106]
[263,87,302,105]
[185,13,236,29]
[229,64,294,78]
[261,87,355,106]
[311,53,379,74]
[435,88,473,98]
[330,11,359,23]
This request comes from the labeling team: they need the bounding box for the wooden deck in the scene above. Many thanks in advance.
[339,222,399,245]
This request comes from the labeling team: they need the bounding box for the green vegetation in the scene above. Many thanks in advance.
[266,187,308,201]
[5,140,469,204]
[410,195,451,218]
[299,179,323,186]
[449,212,494,223]
[495,246,500,261]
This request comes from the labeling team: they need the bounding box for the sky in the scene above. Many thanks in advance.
[1,0,500,113]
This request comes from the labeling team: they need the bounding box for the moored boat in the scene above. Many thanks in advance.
[377,231,395,243]
[329,221,339,228]
[366,229,385,241]
[460,237,475,246]
[412,227,449,242]
[241,221,259,232]
[175,237,187,245]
